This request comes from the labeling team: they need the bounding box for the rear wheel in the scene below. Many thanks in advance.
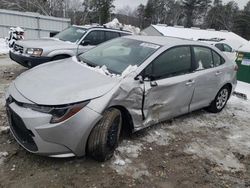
[87,108,122,162]
[206,86,230,113]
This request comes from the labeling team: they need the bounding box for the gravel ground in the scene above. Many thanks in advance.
[0,56,249,188]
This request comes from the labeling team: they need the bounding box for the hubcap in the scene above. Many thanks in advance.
[216,88,229,110]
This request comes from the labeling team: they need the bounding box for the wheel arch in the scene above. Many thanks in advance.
[222,83,233,96]
[85,105,134,156]
[109,105,134,136]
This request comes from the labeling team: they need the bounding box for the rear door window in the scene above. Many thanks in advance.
[212,51,225,66]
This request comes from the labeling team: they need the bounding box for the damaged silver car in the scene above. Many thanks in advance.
[5,36,237,161]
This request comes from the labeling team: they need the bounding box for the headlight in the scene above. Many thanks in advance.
[26,48,43,57]
[22,101,90,124]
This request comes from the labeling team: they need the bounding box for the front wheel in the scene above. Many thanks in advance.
[87,108,122,162]
[206,86,230,113]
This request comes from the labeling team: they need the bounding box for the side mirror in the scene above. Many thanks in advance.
[135,75,144,83]
[80,40,91,46]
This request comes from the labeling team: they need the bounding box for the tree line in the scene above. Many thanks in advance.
[137,0,250,40]
[0,0,250,40]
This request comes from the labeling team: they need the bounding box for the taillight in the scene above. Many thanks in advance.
[234,64,238,71]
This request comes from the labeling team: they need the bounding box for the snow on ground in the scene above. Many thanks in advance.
[173,96,250,172]
[0,152,8,165]
[110,140,150,179]
[235,81,250,99]
[104,18,140,34]
[110,95,250,175]
[0,38,9,55]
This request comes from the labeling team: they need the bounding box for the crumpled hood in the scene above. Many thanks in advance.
[16,38,76,49]
[14,58,119,105]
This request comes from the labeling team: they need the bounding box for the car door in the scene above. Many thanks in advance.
[189,46,226,111]
[141,46,196,127]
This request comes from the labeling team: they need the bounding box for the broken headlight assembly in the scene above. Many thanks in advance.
[26,48,43,57]
[22,101,90,123]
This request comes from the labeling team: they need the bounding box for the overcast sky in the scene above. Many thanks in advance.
[114,0,249,10]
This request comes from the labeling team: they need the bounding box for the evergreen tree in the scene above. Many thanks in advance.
[89,0,114,24]
[182,0,211,27]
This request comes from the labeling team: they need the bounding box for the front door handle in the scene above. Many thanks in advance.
[185,80,195,86]
[150,81,158,87]
[215,71,222,76]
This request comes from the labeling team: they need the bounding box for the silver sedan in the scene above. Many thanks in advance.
[5,36,237,161]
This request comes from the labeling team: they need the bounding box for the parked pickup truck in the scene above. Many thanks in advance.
[9,25,132,68]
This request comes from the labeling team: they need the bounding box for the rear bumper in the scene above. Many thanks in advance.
[9,51,51,68]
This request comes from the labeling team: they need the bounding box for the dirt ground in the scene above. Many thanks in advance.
[0,56,249,188]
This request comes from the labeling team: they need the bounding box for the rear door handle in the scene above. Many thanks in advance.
[215,71,222,76]
[185,80,195,86]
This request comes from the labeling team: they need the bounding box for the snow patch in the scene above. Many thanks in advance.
[0,152,8,165]
[72,56,137,78]
[116,141,143,158]
[142,129,175,146]
[0,126,10,134]
[235,81,250,100]
[110,140,150,179]
[121,65,137,78]
[104,18,140,34]
[238,41,250,53]
[0,38,9,55]
[185,140,245,172]
[174,96,250,172]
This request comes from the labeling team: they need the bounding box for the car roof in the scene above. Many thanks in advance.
[124,35,214,47]
[73,25,132,34]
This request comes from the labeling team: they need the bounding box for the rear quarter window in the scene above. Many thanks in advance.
[212,51,225,66]
[193,46,214,70]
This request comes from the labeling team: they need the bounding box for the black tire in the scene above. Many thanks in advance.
[87,108,122,162]
[206,86,230,113]
[52,55,70,61]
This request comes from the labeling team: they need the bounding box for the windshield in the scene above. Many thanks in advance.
[79,38,160,74]
[54,26,86,43]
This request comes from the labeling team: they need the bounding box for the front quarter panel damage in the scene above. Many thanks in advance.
[87,74,144,130]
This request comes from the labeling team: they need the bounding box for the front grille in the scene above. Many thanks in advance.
[13,44,24,54]
[6,103,38,152]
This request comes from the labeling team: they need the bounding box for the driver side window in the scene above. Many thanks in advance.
[144,46,192,80]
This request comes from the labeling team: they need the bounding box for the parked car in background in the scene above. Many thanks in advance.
[5,36,237,161]
[9,25,131,68]
[198,38,237,61]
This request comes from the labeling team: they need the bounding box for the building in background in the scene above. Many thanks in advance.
[142,25,248,51]
[0,9,71,39]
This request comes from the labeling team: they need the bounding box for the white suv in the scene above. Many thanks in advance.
[9,25,132,68]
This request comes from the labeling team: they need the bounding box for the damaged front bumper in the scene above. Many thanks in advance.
[5,85,102,157]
